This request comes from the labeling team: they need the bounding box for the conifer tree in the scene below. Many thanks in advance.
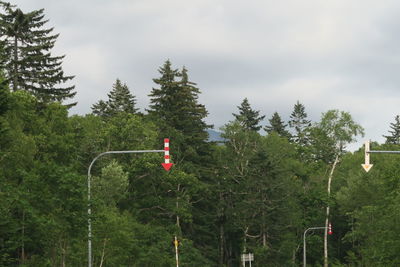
[265,112,291,139]
[148,60,211,164]
[91,100,108,117]
[108,79,138,114]
[232,98,265,131]
[0,4,75,103]
[384,115,400,145]
[148,60,180,121]
[0,72,8,116]
[289,101,311,145]
[0,71,9,144]
[0,44,8,116]
[92,79,139,118]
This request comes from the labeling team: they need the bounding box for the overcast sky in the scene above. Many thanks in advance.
[10,0,400,150]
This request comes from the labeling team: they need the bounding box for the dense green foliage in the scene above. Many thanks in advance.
[2,3,400,267]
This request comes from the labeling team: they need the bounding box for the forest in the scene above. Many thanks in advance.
[1,2,400,267]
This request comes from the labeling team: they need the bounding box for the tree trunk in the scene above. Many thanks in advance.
[292,243,301,266]
[13,36,18,91]
[21,210,25,264]
[262,231,267,247]
[176,184,180,229]
[61,239,67,267]
[219,222,224,266]
[99,238,107,267]
[262,210,267,247]
[324,154,339,267]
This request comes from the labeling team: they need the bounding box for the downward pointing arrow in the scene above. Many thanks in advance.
[362,141,373,173]
[162,163,173,171]
[361,164,373,172]
[162,138,173,171]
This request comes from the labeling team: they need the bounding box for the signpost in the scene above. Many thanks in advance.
[162,138,173,171]
[241,253,254,267]
[361,140,373,172]
[174,236,179,267]
[362,140,400,173]
[87,139,173,267]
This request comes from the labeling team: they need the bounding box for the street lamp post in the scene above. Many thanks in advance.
[303,226,327,267]
[87,149,164,267]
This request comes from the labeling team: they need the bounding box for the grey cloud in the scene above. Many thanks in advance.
[10,0,400,149]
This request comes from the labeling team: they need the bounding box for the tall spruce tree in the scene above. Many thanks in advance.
[148,60,211,164]
[148,60,180,121]
[0,70,9,143]
[232,98,265,131]
[0,4,75,103]
[92,78,139,117]
[289,101,311,145]
[0,72,8,115]
[0,43,7,116]
[265,112,291,138]
[148,62,213,262]
[384,115,400,145]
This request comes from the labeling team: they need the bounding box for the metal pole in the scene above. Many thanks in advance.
[88,149,164,267]
[368,150,400,154]
[249,253,252,267]
[303,227,327,267]
[174,236,179,267]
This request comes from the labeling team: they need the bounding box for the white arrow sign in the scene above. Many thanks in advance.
[361,140,373,172]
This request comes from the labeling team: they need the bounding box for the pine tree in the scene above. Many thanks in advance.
[0,4,75,104]
[0,43,8,116]
[232,98,265,131]
[148,60,180,121]
[384,115,400,145]
[148,60,211,164]
[265,112,291,138]
[91,100,108,117]
[92,78,139,117]
[289,101,311,145]
[0,72,8,115]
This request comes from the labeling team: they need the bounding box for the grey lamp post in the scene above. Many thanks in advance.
[87,149,164,267]
[303,226,327,267]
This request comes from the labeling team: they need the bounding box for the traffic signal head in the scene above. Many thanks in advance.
[328,222,333,235]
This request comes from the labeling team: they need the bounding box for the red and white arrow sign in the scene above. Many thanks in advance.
[162,138,173,171]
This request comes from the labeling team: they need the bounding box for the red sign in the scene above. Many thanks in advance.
[162,138,173,171]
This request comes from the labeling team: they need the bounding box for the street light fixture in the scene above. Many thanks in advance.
[87,139,171,267]
[303,225,331,267]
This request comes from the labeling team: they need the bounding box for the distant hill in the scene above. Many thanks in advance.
[207,129,226,143]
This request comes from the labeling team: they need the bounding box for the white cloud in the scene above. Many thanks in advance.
[9,0,400,149]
